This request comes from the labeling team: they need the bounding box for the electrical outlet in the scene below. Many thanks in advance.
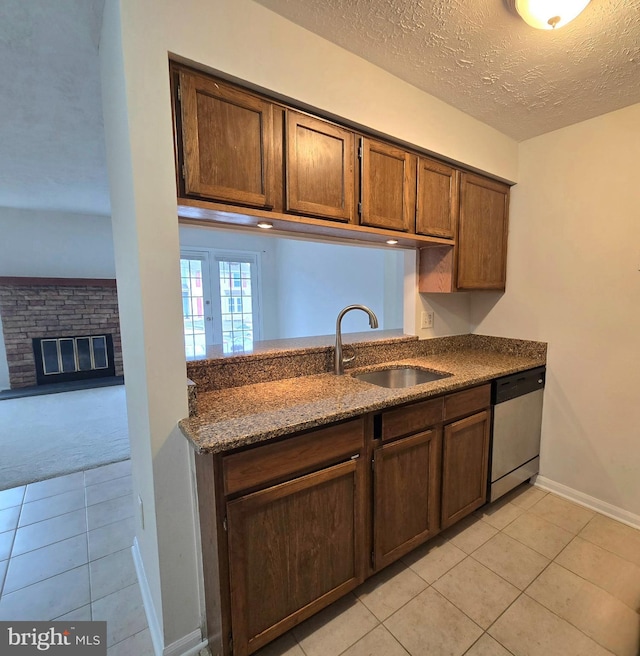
[421,311,434,329]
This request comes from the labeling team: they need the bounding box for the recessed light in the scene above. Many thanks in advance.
[386,239,398,245]
[256,221,273,229]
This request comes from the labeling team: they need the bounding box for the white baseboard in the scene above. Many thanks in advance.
[533,475,640,530]
[163,631,208,656]
[132,539,211,656]
[132,538,164,656]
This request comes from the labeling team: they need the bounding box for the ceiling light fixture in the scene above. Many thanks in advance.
[511,0,590,29]
[256,221,273,229]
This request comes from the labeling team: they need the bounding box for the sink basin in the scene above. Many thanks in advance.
[352,367,451,389]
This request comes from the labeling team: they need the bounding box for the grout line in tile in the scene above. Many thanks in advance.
[88,543,133,565]
[10,516,89,559]
[334,619,409,656]
[22,482,86,506]
[420,563,489,634]
[0,563,89,607]
[518,590,620,655]
[462,631,517,656]
[2,535,90,597]
[459,549,530,594]
[86,511,136,535]
[51,601,92,622]
[83,472,132,491]
[575,522,640,571]
[85,490,134,510]
[106,627,151,654]
[481,515,619,654]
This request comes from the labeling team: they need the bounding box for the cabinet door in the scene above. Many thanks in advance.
[360,138,415,232]
[416,158,459,239]
[457,173,510,290]
[179,71,275,208]
[227,459,364,655]
[286,111,355,222]
[441,410,490,529]
[373,429,441,570]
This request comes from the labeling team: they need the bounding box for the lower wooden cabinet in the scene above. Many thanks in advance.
[227,460,365,655]
[373,429,441,570]
[441,410,491,529]
[198,384,492,655]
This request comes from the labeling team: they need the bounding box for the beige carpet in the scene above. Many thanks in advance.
[0,385,129,490]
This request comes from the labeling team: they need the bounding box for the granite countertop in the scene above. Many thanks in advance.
[179,344,546,455]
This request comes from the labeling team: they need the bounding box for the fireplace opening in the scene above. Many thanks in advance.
[32,334,116,385]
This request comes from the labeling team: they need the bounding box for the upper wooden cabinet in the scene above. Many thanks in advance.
[178,70,275,209]
[172,64,511,279]
[359,138,415,232]
[285,111,355,222]
[457,173,510,290]
[416,158,459,239]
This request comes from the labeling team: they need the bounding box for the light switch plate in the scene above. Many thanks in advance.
[421,311,434,329]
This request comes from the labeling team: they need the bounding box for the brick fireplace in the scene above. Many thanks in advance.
[0,278,123,389]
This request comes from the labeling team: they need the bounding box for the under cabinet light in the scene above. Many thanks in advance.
[256,221,273,229]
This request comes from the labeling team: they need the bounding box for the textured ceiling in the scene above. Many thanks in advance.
[255,0,640,141]
[0,1,638,217]
[0,0,109,215]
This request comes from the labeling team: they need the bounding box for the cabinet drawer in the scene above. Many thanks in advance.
[444,384,490,421]
[223,418,364,496]
[381,397,444,441]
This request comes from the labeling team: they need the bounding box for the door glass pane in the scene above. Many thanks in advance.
[218,258,255,354]
[92,336,108,368]
[42,340,60,375]
[60,339,76,373]
[77,337,92,371]
[181,258,207,358]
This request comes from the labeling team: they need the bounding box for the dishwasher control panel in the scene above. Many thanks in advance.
[492,366,545,405]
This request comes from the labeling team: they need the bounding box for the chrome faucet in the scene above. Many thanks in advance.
[334,305,379,375]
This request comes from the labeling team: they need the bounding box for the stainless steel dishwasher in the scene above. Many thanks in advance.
[489,366,545,502]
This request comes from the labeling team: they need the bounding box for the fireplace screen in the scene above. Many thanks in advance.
[33,334,115,385]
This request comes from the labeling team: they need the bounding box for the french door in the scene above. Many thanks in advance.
[180,250,261,357]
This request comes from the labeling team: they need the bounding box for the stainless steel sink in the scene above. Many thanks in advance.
[352,367,451,389]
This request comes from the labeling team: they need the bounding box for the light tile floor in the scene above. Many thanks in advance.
[2,472,639,656]
[0,460,154,656]
[257,484,640,656]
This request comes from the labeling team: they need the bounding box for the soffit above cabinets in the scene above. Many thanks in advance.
[255,0,640,141]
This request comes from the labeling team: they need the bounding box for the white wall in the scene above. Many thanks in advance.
[0,207,115,278]
[275,239,402,337]
[180,226,405,342]
[0,208,116,391]
[101,0,520,652]
[471,103,640,519]
[417,293,472,338]
[179,225,280,340]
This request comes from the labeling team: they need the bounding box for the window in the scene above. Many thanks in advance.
[180,250,261,357]
[180,256,210,358]
[217,258,255,354]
